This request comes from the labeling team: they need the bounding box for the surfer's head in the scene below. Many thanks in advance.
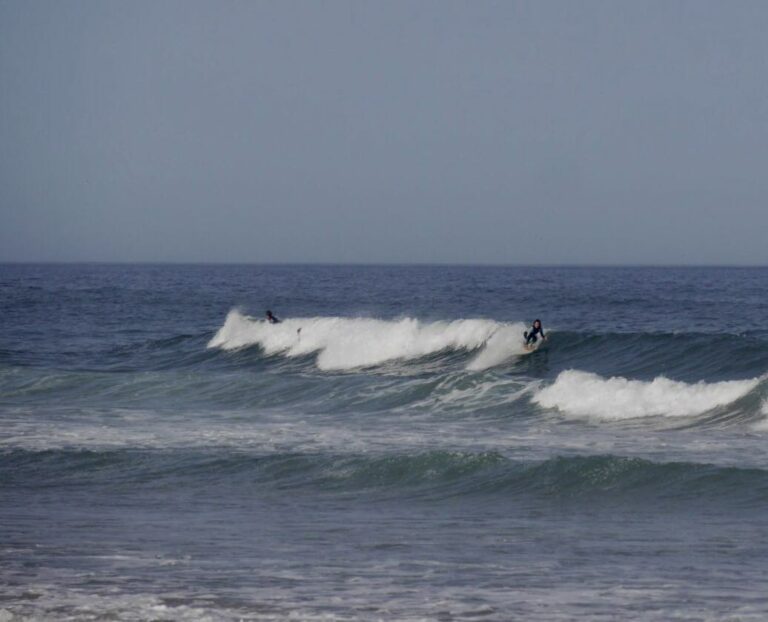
[533,319,541,328]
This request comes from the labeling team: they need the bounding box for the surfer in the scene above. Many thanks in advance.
[266,310,281,324]
[524,319,546,347]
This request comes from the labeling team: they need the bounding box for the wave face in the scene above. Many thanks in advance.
[3,264,768,622]
[208,309,528,370]
[534,370,764,420]
[4,448,768,507]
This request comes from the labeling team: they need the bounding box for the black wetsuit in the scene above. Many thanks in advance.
[525,324,545,345]
[267,314,281,324]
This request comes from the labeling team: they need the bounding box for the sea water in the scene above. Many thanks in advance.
[1,264,767,621]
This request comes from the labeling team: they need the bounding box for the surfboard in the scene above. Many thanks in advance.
[521,339,546,354]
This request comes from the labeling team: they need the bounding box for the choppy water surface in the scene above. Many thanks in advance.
[1,264,767,620]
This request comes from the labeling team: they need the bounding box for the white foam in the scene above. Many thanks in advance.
[754,400,768,431]
[208,310,528,371]
[466,325,528,371]
[533,370,761,420]
[0,585,231,622]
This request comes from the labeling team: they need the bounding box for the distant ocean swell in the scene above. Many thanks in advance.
[4,448,768,507]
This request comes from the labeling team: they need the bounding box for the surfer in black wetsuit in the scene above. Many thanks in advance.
[266,310,281,324]
[524,319,546,347]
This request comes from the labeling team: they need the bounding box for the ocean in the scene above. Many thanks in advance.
[1,264,767,621]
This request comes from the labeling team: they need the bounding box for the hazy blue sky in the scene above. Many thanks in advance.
[1,1,767,264]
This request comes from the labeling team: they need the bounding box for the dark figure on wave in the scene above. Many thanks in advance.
[524,319,546,348]
[266,310,281,324]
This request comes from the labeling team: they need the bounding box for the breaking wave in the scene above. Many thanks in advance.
[207,309,528,371]
[533,370,764,420]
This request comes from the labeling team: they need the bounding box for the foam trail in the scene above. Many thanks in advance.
[533,370,761,420]
[208,310,527,371]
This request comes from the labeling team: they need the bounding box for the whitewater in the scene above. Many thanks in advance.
[2,264,768,621]
[208,309,529,370]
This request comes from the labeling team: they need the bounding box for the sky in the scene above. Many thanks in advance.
[1,0,767,265]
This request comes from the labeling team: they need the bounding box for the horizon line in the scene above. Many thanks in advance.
[1,260,766,269]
